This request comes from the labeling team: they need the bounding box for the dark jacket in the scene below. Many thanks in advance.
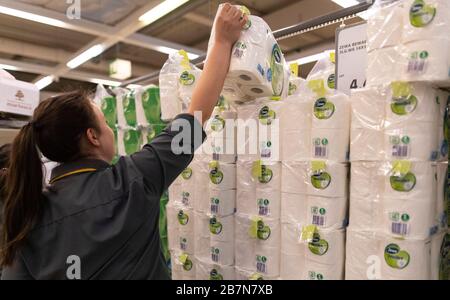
[1,114,205,280]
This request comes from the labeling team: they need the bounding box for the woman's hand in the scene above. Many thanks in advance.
[214,3,248,48]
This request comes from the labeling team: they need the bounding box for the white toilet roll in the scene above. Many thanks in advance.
[436,162,448,230]
[310,128,350,162]
[281,193,308,225]
[255,162,282,191]
[350,127,385,161]
[380,236,432,280]
[367,47,405,87]
[194,211,210,239]
[208,162,236,191]
[345,229,381,280]
[307,161,348,198]
[383,161,437,201]
[384,121,439,161]
[304,260,345,280]
[178,231,195,255]
[209,214,234,243]
[195,259,236,280]
[308,68,336,94]
[367,1,404,51]
[349,196,382,232]
[255,189,281,219]
[236,189,256,216]
[171,253,183,280]
[386,83,440,124]
[252,246,281,277]
[258,131,280,162]
[288,77,308,96]
[172,252,197,280]
[179,69,202,108]
[178,206,194,233]
[311,93,351,130]
[194,237,210,262]
[280,96,312,131]
[236,103,259,160]
[210,240,235,266]
[350,87,386,129]
[350,162,386,199]
[235,213,281,248]
[307,196,348,230]
[401,0,450,44]
[222,81,248,103]
[240,84,273,99]
[210,111,237,140]
[159,73,181,121]
[211,137,237,164]
[281,161,309,194]
[235,239,255,271]
[168,181,182,205]
[280,251,306,280]
[234,266,279,280]
[209,189,236,217]
[281,222,303,254]
[236,159,257,192]
[400,39,450,84]
[167,203,179,251]
[281,130,311,162]
[305,228,346,266]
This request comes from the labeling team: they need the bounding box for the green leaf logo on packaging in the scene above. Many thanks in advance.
[182,257,193,271]
[311,171,332,190]
[314,97,336,120]
[308,233,329,256]
[256,220,271,241]
[141,87,162,124]
[270,44,285,97]
[384,244,411,269]
[288,82,297,96]
[391,95,418,115]
[327,73,336,90]
[249,273,264,280]
[123,93,137,127]
[259,105,277,125]
[209,217,223,235]
[101,96,117,128]
[181,168,193,180]
[177,210,189,226]
[211,115,225,132]
[124,129,141,155]
[258,165,273,184]
[390,172,417,192]
[210,269,224,280]
[209,167,224,185]
[410,0,436,28]
[179,71,196,86]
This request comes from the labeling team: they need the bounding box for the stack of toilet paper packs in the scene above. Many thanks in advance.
[346,0,450,280]
[279,53,351,280]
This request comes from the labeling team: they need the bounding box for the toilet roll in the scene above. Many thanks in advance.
[384,121,438,161]
[235,214,281,248]
[210,239,235,266]
[178,230,195,255]
[178,206,194,238]
[307,161,348,198]
[288,77,307,96]
[255,189,281,219]
[435,162,448,230]
[252,246,281,277]
[436,89,449,161]
[167,203,179,251]
[209,189,236,217]
[307,196,348,230]
[236,102,260,160]
[382,197,435,239]
[400,39,450,84]
[258,131,280,162]
[350,162,386,200]
[280,251,305,280]
[257,100,283,128]
[380,236,432,280]
[367,1,404,51]
[310,128,350,162]
[349,196,382,232]
[304,228,346,266]
[209,214,234,242]
[255,162,282,191]
[172,251,197,280]
[168,181,182,204]
[350,87,386,129]
[345,229,381,280]
[159,73,182,121]
[180,165,196,208]
[194,237,210,262]
[236,189,256,215]
[383,161,437,201]
[281,222,303,254]
[234,266,279,280]
[304,260,345,280]
[240,84,273,99]
[210,111,237,140]
[367,47,405,87]
[208,161,236,191]
[280,96,312,131]
[281,193,308,225]
[386,83,440,124]
[235,239,255,270]
[236,159,256,192]
[281,130,311,162]
[222,81,248,103]
[171,252,183,280]
[195,259,236,280]
[402,0,450,44]
[179,69,202,108]
[307,68,336,94]
[311,93,351,130]
[350,127,385,161]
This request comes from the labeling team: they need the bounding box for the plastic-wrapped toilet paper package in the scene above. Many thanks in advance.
[235,214,281,249]
[235,239,255,270]
[311,93,351,130]
[310,128,350,162]
[400,39,450,84]
[367,0,404,51]
[179,69,202,107]
[383,161,436,201]
[159,73,181,122]
[248,246,281,277]
[236,102,259,160]
[195,259,236,280]
[305,228,346,266]
[350,161,386,200]
[382,197,436,239]
[304,260,344,280]
[307,161,348,198]
[384,121,438,161]
[306,51,336,94]
[280,251,305,280]
[167,203,179,251]
[209,214,234,243]
[350,127,385,161]
[234,267,279,280]
[386,82,440,124]
[168,178,182,204]
[288,77,308,97]
[236,159,256,192]
[281,222,304,254]
[307,196,348,230]
[401,0,450,44]
[210,135,237,164]
[171,252,183,280]
[194,211,211,260]
[345,229,381,280]
[281,130,311,162]
[435,162,448,230]
[280,95,312,131]
[134,85,160,126]
[437,90,449,161]
[350,86,386,129]
[210,240,235,266]
[255,161,282,191]
[209,110,237,140]
[208,161,236,191]
[367,47,405,87]
[209,189,236,217]
[0,68,14,79]
[258,128,280,162]
[281,161,309,194]
[281,193,308,225]
[255,189,281,219]
[349,196,382,232]
[172,252,197,280]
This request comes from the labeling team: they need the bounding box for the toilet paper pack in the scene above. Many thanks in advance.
[345,229,381,280]
[311,93,351,130]
[179,69,202,108]
[209,214,234,243]
[234,267,279,280]
[307,196,348,230]
[171,251,197,280]
[349,196,383,232]
[281,130,311,162]
[208,161,236,191]
[431,231,450,280]
[235,242,280,277]
[236,103,259,160]
[210,239,235,266]
[350,86,386,129]
[255,161,282,191]
[350,161,386,199]
[310,128,350,162]
[367,47,405,87]
[281,161,309,194]
[305,228,346,266]
[236,159,256,192]
[307,161,349,198]
[209,189,236,217]
[235,213,281,249]
[196,259,236,280]
[281,192,308,225]
[280,95,312,131]
[350,127,385,161]
[117,128,142,156]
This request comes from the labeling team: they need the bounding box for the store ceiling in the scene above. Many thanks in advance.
[0,0,365,93]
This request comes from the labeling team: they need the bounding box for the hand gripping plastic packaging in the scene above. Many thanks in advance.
[195,259,236,280]
[306,161,349,198]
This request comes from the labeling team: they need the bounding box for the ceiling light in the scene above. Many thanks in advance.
[0,63,18,71]
[331,0,361,8]
[291,53,327,65]
[35,75,54,90]
[0,5,66,27]
[139,0,191,25]
[154,45,199,59]
[67,45,105,69]
[89,78,121,87]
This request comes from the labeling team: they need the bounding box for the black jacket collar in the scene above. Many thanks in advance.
[50,159,110,184]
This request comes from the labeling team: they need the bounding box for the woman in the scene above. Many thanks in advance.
[0,144,11,277]
[0,4,247,280]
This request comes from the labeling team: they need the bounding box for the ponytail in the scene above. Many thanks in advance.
[0,123,43,267]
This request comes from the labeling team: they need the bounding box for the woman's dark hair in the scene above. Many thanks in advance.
[0,90,99,267]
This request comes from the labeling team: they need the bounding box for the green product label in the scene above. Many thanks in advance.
[314,98,335,120]
[327,73,336,90]
[210,269,223,280]
[311,171,332,190]
[123,93,137,127]
[288,82,297,96]
[391,95,418,115]
[259,105,277,125]
[308,233,329,256]
[181,168,193,180]
[183,257,193,271]
[209,217,223,235]
[101,96,117,128]
[124,129,141,155]
[390,172,417,192]
[209,168,224,185]
[211,115,225,132]
[309,271,324,280]
[410,0,436,28]
[270,44,285,97]
[180,71,196,86]
[384,244,411,269]
[177,210,189,226]
[142,87,162,124]
[256,220,271,241]
[258,165,273,184]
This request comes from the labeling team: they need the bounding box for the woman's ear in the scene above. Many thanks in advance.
[86,128,101,147]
